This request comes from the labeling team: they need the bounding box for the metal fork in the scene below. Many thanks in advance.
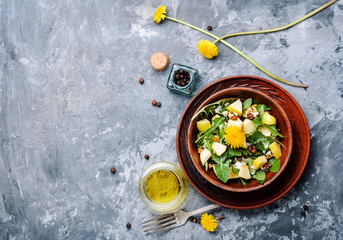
[142,204,221,235]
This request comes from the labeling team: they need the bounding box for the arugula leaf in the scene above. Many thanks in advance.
[191,98,237,121]
[212,154,231,183]
[257,104,266,118]
[219,98,236,109]
[231,166,239,174]
[226,148,251,158]
[218,124,226,141]
[213,161,231,183]
[239,178,247,186]
[211,152,228,164]
[242,158,254,165]
[242,98,252,113]
[257,104,270,112]
[248,131,271,145]
[269,158,280,173]
[252,115,263,131]
[203,138,212,150]
[248,131,284,152]
[196,117,225,144]
[262,125,284,138]
[252,170,266,184]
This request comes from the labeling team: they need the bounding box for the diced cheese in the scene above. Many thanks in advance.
[212,142,227,156]
[200,149,212,165]
[252,156,268,170]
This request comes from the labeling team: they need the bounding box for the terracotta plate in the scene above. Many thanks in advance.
[176,75,310,209]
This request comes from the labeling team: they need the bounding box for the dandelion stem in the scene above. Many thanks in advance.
[166,16,307,87]
[215,216,225,220]
[213,0,337,43]
[166,17,219,39]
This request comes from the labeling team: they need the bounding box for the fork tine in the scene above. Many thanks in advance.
[142,216,176,228]
[145,223,180,235]
[144,219,177,232]
[141,213,174,225]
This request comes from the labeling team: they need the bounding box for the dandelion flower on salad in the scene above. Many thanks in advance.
[224,125,246,149]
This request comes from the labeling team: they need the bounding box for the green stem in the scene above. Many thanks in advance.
[166,16,219,39]
[213,0,337,43]
[166,16,307,88]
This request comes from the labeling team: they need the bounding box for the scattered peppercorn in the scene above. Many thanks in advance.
[139,78,144,84]
[303,204,309,211]
[207,26,213,31]
[152,100,157,106]
[111,168,116,174]
[301,210,306,216]
[144,154,150,160]
[156,102,161,107]
[126,223,131,229]
[236,157,242,162]
[189,217,194,222]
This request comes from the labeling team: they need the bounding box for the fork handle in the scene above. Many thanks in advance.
[187,204,221,217]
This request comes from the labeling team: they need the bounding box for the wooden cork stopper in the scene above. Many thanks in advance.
[150,52,170,71]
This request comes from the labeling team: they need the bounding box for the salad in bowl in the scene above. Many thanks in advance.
[187,87,292,192]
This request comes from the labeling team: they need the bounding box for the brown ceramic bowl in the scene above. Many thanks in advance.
[187,87,293,192]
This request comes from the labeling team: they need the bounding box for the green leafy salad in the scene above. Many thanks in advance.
[192,98,284,185]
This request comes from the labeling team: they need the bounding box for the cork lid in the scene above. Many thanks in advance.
[150,52,170,71]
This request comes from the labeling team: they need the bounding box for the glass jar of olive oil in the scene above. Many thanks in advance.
[138,162,188,212]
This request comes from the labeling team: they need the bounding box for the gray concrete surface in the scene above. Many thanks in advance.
[0,0,342,239]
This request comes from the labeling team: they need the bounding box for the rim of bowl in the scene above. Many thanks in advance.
[187,87,293,192]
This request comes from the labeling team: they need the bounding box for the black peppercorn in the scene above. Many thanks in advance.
[126,223,131,229]
[156,102,161,107]
[301,210,306,216]
[139,78,144,84]
[303,204,308,211]
[152,100,157,106]
[144,154,150,160]
[173,69,191,87]
[207,26,213,31]
[111,168,116,174]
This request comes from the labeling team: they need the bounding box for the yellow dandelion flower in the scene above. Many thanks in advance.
[224,125,246,149]
[197,40,219,59]
[154,6,167,23]
[200,213,217,232]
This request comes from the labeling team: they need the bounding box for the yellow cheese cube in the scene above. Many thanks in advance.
[238,165,251,179]
[253,156,268,170]
[269,142,282,159]
[226,99,242,116]
[196,119,211,132]
[262,112,276,125]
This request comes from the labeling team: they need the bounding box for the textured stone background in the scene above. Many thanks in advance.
[0,0,342,239]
